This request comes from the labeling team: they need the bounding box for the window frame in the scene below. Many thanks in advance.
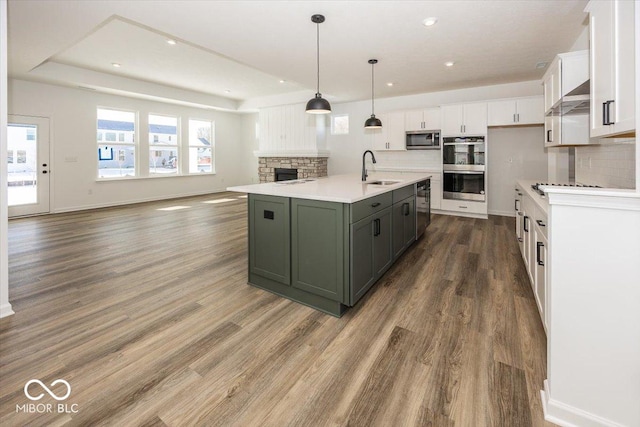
[330,113,349,135]
[148,113,180,176]
[187,118,215,175]
[96,107,138,180]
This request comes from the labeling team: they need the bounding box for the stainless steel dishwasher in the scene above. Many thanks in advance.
[416,179,431,239]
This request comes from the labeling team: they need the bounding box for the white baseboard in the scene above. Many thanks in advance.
[52,188,230,214]
[432,209,488,220]
[488,209,516,217]
[541,380,626,427]
[0,302,14,318]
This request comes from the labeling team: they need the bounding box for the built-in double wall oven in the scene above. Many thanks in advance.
[442,136,486,202]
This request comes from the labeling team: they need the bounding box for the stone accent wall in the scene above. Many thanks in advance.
[258,157,328,183]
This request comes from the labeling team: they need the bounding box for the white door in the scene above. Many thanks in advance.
[7,115,50,217]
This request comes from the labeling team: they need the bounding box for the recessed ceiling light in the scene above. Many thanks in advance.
[279,79,286,83]
[444,61,455,67]
[386,82,394,87]
[167,39,177,45]
[535,61,548,69]
[422,17,438,27]
[111,62,121,68]
[225,89,231,93]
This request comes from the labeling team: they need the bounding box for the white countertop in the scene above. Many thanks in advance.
[517,180,550,214]
[517,180,640,215]
[227,172,432,203]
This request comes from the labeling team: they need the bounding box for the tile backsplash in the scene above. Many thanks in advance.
[575,141,636,189]
[372,150,442,171]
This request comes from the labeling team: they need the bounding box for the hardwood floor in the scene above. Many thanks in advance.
[0,193,554,426]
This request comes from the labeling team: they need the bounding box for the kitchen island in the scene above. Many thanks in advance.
[228,172,431,316]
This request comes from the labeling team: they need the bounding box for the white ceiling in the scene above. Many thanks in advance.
[7,0,589,111]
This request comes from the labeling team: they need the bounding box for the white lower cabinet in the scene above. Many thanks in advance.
[515,183,548,332]
[440,199,487,215]
[533,215,548,332]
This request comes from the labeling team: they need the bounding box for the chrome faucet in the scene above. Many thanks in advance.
[362,150,377,181]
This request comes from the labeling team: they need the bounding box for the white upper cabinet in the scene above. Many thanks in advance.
[488,97,544,126]
[405,107,441,131]
[441,103,487,136]
[372,111,406,151]
[587,0,635,138]
[259,104,316,152]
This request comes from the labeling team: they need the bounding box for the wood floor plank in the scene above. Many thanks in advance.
[0,194,554,426]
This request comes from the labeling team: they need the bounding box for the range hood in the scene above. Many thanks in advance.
[547,79,590,116]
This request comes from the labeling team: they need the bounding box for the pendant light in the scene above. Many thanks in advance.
[364,59,382,128]
[305,14,331,114]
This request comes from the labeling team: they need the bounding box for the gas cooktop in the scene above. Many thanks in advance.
[531,182,601,196]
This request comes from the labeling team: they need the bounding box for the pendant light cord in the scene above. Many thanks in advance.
[371,63,375,115]
[316,23,320,94]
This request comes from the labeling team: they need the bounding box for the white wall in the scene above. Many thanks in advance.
[487,126,548,216]
[240,112,260,183]
[0,0,13,318]
[8,79,254,212]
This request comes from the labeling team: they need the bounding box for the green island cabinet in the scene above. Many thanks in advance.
[248,184,416,317]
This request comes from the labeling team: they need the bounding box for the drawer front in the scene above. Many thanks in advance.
[392,184,415,203]
[440,199,487,214]
[351,192,392,223]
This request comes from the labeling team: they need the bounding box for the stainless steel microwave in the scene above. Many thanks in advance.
[405,130,440,150]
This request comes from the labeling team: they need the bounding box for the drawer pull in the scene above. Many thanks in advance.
[458,205,467,209]
[371,202,381,208]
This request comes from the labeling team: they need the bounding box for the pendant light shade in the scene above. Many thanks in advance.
[306,14,331,114]
[364,59,382,128]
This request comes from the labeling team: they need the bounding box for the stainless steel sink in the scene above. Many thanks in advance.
[366,180,402,186]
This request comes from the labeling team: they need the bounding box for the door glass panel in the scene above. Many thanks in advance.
[7,124,38,206]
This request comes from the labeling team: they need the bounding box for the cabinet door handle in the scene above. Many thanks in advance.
[517,113,520,122]
[373,218,381,236]
[513,113,517,123]
[514,199,519,211]
[546,129,552,143]
[517,237,523,242]
[524,216,529,232]
[371,202,381,208]
[536,241,545,266]
[536,219,546,227]
[602,100,615,125]
[403,203,410,216]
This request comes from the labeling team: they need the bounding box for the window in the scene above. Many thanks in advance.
[149,114,179,175]
[26,128,35,141]
[331,114,349,135]
[97,108,136,178]
[17,150,27,163]
[7,150,13,164]
[188,119,214,174]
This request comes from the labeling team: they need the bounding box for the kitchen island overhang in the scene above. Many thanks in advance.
[228,173,431,316]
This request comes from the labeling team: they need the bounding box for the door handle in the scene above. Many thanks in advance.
[536,242,545,266]
[373,218,381,236]
[42,170,48,174]
[524,216,529,232]
[603,100,615,125]
[546,129,552,143]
